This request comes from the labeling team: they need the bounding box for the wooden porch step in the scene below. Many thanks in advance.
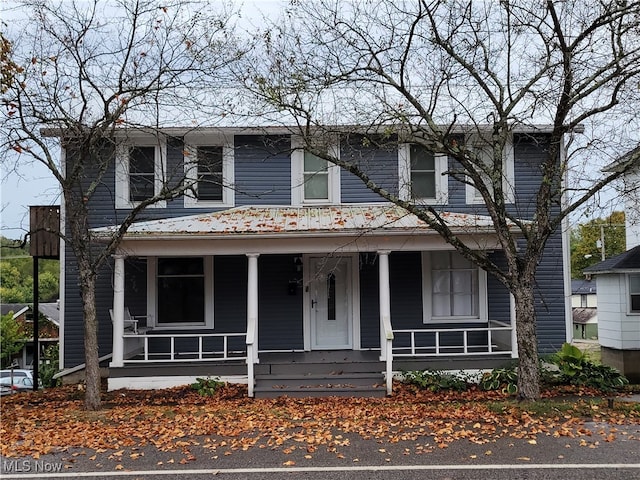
[254,372,386,398]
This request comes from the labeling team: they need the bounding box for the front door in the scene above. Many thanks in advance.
[309,256,352,349]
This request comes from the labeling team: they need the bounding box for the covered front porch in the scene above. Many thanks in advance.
[98,206,518,396]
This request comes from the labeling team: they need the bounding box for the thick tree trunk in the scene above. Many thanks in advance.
[78,262,101,411]
[512,281,540,400]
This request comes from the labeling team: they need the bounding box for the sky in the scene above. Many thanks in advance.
[0,0,285,240]
[0,0,627,240]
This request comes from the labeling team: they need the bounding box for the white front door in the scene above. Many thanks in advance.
[309,256,352,349]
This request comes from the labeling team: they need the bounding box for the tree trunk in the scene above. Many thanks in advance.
[512,281,540,400]
[78,261,101,411]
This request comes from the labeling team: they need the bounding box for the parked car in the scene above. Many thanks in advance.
[0,369,34,380]
[0,376,36,395]
[0,370,36,395]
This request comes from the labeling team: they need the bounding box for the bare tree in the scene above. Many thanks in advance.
[0,0,241,410]
[242,0,640,399]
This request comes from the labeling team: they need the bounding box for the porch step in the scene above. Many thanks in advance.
[254,372,386,398]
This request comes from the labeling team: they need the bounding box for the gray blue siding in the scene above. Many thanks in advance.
[341,135,399,203]
[63,132,566,368]
[234,136,292,206]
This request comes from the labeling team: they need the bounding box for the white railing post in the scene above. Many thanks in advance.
[510,293,518,358]
[110,255,125,368]
[246,253,260,397]
[378,250,394,395]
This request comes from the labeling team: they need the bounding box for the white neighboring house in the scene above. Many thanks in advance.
[620,148,640,250]
[583,246,640,382]
[583,147,640,383]
[571,279,598,340]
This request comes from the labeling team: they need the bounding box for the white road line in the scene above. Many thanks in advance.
[1,464,639,478]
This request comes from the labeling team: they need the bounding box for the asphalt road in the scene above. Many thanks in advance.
[2,420,639,479]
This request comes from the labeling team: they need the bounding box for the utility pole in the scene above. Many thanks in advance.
[594,223,625,262]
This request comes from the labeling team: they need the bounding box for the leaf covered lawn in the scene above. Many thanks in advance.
[1,383,638,460]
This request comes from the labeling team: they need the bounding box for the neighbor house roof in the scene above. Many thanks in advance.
[572,307,597,325]
[583,245,640,275]
[571,279,597,295]
[0,304,29,319]
[92,205,515,240]
[604,145,640,172]
[38,302,60,327]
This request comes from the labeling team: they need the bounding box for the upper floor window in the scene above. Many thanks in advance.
[184,134,234,208]
[465,134,515,205]
[629,274,640,314]
[115,137,166,209]
[291,137,340,205]
[421,251,487,323]
[399,144,448,203]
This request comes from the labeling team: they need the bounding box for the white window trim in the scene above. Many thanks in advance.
[291,136,341,206]
[627,273,640,315]
[398,144,448,204]
[421,251,487,324]
[115,137,167,209]
[147,256,214,329]
[183,134,235,208]
[465,134,515,205]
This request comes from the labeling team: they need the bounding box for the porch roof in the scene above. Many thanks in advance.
[92,205,504,240]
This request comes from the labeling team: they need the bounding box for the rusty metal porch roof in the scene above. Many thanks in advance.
[92,205,502,240]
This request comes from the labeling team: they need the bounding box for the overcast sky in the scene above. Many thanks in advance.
[0,0,285,240]
[0,0,625,240]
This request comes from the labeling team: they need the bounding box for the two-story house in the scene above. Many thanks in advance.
[58,126,570,397]
[584,147,640,383]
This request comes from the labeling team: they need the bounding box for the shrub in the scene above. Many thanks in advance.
[479,366,518,394]
[39,344,60,388]
[403,370,468,392]
[190,377,224,396]
[548,343,628,391]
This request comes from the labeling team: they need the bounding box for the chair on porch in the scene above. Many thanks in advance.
[109,307,146,334]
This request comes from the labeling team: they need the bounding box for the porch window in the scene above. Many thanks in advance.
[184,135,234,207]
[291,136,340,205]
[464,133,515,205]
[157,257,205,325]
[422,251,487,323]
[629,274,640,313]
[398,144,448,203]
[115,137,167,209]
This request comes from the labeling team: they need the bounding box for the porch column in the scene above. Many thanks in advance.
[378,250,393,395]
[110,254,125,368]
[246,253,260,397]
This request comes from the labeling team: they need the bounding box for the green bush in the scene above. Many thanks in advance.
[39,344,60,388]
[403,370,468,392]
[190,377,224,396]
[479,366,518,394]
[548,343,628,391]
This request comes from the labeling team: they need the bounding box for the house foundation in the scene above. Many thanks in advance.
[601,347,640,384]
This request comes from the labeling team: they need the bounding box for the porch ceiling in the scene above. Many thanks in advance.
[93,205,504,239]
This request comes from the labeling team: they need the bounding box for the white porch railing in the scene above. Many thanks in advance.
[391,321,513,357]
[122,332,247,363]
